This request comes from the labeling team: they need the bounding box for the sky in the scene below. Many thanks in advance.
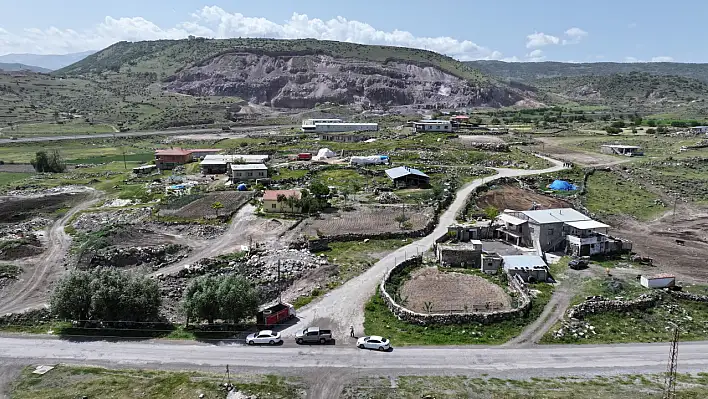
[0,0,704,63]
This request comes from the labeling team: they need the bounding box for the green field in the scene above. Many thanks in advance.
[585,170,664,220]
[3,121,116,137]
[0,172,33,186]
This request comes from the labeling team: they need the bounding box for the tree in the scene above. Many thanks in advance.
[211,201,224,218]
[394,214,409,228]
[30,150,66,173]
[490,118,501,125]
[605,127,622,134]
[647,120,657,127]
[646,128,657,134]
[611,121,626,128]
[182,275,259,325]
[50,270,93,321]
[484,206,500,226]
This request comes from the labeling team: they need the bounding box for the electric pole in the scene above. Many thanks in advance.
[122,147,127,170]
[663,325,679,399]
[277,260,282,304]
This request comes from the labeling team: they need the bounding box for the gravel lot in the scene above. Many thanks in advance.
[401,267,512,313]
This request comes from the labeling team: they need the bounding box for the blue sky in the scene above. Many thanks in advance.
[0,0,702,62]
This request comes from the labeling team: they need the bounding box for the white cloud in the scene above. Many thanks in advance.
[0,6,503,61]
[526,32,560,48]
[628,22,638,29]
[562,27,588,45]
[651,56,674,62]
[526,49,546,62]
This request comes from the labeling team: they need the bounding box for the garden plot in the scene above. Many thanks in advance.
[159,191,253,220]
[400,268,512,313]
[476,185,572,211]
[296,205,434,237]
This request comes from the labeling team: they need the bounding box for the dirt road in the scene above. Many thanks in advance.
[150,205,292,277]
[281,156,567,341]
[0,192,101,314]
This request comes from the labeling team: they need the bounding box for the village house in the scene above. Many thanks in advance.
[231,163,268,182]
[413,120,453,132]
[200,154,270,175]
[318,132,372,142]
[302,119,378,133]
[263,190,302,213]
[154,148,222,170]
[690,126,708,135]
[437,240,483,268]
[498,208,631,255]
[385,166,430,188]
[600,144,643,156]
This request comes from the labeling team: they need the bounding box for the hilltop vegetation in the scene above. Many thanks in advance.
[467,60,708,83]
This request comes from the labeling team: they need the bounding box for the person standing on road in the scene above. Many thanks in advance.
[350,325,355,338]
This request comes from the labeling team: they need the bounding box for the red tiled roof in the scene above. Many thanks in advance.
[155,148,191,156]
[263,190,301,201]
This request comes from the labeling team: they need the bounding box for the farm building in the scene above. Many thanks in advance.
[385,166,430,188]
[200,154,270,174]
[350,155,389,166]
[132,165,157,175]
[498,208,631,255]
[502,255,548,283]
[154,148,193,170]
[640,274,676,289]
[413,120,453,132]
[437,240,483,268]
[263,190,302,213]
[481,253,503,274]
[302,118,378,133]
[600,144,643,156]
[318,132,372,142]
[231,163,268,182]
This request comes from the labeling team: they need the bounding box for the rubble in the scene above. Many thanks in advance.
[0,217,51,238]
[72,208,152,233]
[377,192,401,204]
[552,319,596,339]
[85,244,189,269]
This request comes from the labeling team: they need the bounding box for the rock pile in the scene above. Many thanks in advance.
[552,319,596,339]
[72,208,152,233]
[377,192,401,204]
[87,244,189,269]
[0,217,51,238]
[0,308,51,327]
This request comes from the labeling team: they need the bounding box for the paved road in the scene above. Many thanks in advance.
[282,155,567,340]
[0,125,289,144]
[0,191,102,315]
[0,336,705,376]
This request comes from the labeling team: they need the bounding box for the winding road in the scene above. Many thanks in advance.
[282,155,567,340]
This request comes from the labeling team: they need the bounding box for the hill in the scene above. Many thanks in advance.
[56,38,537,110]
[0,63,51,73]
[533,72,708,110]
[0,51,96,71]
[466,60,708,83]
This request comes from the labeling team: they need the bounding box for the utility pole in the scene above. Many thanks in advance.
[122,147,127,170]
[672,197,677,225]
[663,325,679,399]
[277,260,282,304]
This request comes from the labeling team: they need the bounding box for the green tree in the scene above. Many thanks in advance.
[490,118,501,125]
[182,275,259,325]
[182,276,220,324]
[647,120,657,127]
[484,206,500,224]
[50,270,93,321]
[211,201,224,218]
[30,150,66,173]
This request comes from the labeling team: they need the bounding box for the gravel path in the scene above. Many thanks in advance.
[281,155,567,341]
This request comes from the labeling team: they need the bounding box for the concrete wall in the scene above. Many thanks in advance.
[379,257,532,326]
[437,246,482,268]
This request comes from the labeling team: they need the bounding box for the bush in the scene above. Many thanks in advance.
[646,128,656,134]
[182,275,259,324]
[30,150,66,173]
[605,127,622,134]
[50,269,161,322]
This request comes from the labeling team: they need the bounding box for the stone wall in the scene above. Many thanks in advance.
[379,256,532,326]
[669,290,708,303]
[437,246,482,268]
[0,308,51,326]
[566,292,661,320]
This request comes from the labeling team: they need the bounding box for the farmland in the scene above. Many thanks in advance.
[158,191,253,220]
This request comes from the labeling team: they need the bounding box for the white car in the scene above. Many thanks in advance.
[245,330,282,345]
[356,335,391,351]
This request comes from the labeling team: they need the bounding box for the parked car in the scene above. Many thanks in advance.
[257,303,295,327]
[245,330,282,345]
[295,327,333,344]
[569,258,589,270]
[356,336,391,351]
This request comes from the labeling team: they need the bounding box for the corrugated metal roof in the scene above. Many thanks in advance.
[202,154,269,163]
[500,213,527,226]
[521,208,590,224]
[502,255,547,270]
[602,144,641,149]
[566,220,610,230]
[649,274,676,279]
[385,166,429,180]
[155,148,191,156]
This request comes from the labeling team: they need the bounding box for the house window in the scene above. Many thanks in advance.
[272,204,276,209]
[247,172,252,177]
[548,229,554,235]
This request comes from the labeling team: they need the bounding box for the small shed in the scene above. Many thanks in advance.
[385,166,430,188]
[481,253,503,274]
[502,255,549,283]
[640,274,676,289]
[132,165,157,175]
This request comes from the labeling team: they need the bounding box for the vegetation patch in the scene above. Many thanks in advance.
[585,170,663,220]
[10,365,302,399]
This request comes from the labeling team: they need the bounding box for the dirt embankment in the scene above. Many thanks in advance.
[476,185,572,211]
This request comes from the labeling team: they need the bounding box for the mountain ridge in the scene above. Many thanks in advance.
[0,51,96,71]
[0,62,51,73]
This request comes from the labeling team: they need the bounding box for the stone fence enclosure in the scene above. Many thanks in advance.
[379,256,532,326]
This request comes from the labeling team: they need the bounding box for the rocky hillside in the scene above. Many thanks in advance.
[165,52,529,108]
[466,60,708,83]
[56,38,537,109]
[533,72,708,108]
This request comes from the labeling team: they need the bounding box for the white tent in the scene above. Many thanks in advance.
[317,148,336,159]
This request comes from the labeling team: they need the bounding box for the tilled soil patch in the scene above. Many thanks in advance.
[476,185,572,211]
[159,191,253,220]
[401,267,512,313]
[296,205,434,237]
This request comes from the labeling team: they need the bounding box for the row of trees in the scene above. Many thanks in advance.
[50,269,260,325]
[31,150,66,173]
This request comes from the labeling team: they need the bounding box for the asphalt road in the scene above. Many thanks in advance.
[0,336,705,376]
[282,155,568,340]
[0,125,289,144]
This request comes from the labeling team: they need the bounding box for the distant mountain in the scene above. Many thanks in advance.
[0,62,51,73]
[0,50,96,71]
[466,60,708,83]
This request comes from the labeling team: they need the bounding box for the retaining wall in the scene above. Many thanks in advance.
[567,292,661,320]
[669,290,708,303]
[379,256,532,326]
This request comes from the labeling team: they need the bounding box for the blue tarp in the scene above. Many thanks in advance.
[548,180,577,191]
[237,184,247,191]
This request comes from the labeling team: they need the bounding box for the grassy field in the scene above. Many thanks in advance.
[343,373,708,399]
[363,283,553,345]
[10,365,302,399]
[585,170,663,220]
[0,172,33,186]
[2,121,116,137]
